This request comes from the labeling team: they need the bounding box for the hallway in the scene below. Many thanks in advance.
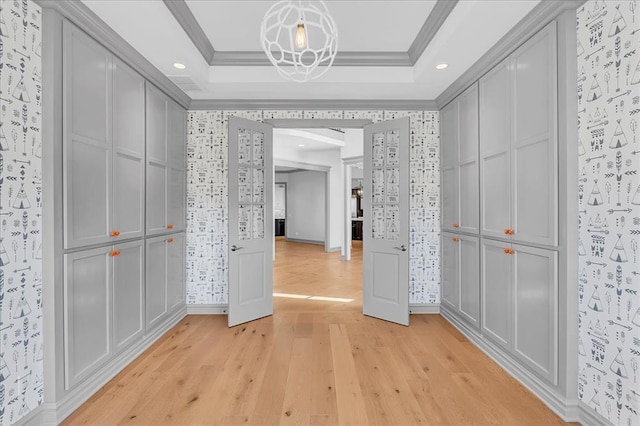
[64,241,568,425]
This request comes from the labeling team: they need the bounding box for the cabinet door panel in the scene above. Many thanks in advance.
[479,59,511,240]
[64,248,111,389]
[441,233,459,310]
[441,102,458,231]
[146,162,167,235]
[63,22,112,249]
[513,244,557,384]
[113,241,144,352]
[511,23,557,246]
[113,59,145,239]
[459,160,479,233]
[167,100,186,169]
[65,139,111,248]
[459,236,480,328]
[167,233,185,311]
[146,84,167,164]
[146,237,168,328]
[168,167,186,231]
[458,83,478,164]
[481,240,511,349]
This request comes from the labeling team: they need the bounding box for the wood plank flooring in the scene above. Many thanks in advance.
[64,240,569,425]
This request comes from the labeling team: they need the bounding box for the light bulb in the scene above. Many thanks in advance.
[295,24,307,49]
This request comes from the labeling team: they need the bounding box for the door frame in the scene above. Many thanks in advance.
[266,119,373,258]
[342,156,364,261]
[273,158,331,252]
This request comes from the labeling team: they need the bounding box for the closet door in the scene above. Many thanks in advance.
[166,100,186,232]
[113,240,144,352]
[63,22,112,249]
[146,236,168,328]
[457,83,479,234]
[167,232,186,312]
[513,243,557,384]
[113,58,145,241]
[481,239,512,350]
[479,58,511,241]
[441,102,458,232]
[441,233,459,310]
[64,247,112,389]
[458,235,480,328]
[511,22,557,246]
[146,83,169,236]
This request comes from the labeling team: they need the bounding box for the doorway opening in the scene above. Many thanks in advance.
[272,128,363,312]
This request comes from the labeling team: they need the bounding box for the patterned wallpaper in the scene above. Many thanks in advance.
[577,1,639,424]
[186,110,440,305]
[0,0,43,424]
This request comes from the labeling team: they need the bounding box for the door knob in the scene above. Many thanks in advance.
[393,245,407,252]
[231,245,244,252]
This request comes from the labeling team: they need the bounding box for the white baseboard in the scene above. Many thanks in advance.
[409,304,440,314]
[47,306,188,424]
[578,401,608,425]
[440,309,580,423]
[326,246,341,252]
[14,402,57,426]
[286,238,324,245]
[187,304,227,315]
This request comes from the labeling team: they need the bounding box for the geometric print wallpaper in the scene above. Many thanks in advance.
[186,110,440,306]
[577,1,639,424]
[0,0,43,424]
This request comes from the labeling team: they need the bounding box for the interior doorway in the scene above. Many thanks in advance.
[272,128,363,311]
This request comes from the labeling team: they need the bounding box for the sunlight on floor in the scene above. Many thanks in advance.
[273,292,354,303]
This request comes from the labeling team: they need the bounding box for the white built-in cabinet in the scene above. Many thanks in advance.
[64,240,144,389]
[61,20,186,392]
[146,233,185,329]
[441,83,479,234]
[481,239,558,384]
[63,23,145,250]
[146,85,186,236]
[441,21,559,387]
[480,22,558,246]
[441,232,480,329]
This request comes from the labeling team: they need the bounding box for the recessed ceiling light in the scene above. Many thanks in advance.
[173,62,186,70]
[298,144,305,147]
[435,63,448,70]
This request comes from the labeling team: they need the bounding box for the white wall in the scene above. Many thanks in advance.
[286,171,326,242]
[341,129,364,158]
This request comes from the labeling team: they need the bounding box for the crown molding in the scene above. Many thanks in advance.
[189,99,438,111]
[164,0,454,67]
[435,0,586,108]
[162,0,215,64]
[35,0,191,108]
[211,51,412,67]
[408,0,459,64]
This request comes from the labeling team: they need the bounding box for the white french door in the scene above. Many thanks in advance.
[363,118,410,326]
[228,117,274,327]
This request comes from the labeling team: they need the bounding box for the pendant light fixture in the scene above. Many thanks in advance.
[260,0,338,83]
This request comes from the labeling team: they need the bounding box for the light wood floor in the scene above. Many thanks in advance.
[64,240,568,425]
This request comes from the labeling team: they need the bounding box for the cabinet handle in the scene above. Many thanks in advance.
[167,237,174,243]
[452,223,459,228]
[167,224,174,229]
[110,250,121,257]
[110,230,120,237]
[504,229,514,235]
[503,248,514,255]
[452,237,459,242]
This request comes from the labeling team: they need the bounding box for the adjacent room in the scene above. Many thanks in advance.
[0,0,636,425]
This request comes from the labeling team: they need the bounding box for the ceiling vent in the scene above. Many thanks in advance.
[169,75,200,92]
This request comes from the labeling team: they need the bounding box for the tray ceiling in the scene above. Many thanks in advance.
[81,0,541,101]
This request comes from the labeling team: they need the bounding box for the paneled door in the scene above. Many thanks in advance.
[363,118,410,326]
[228,117,274,327]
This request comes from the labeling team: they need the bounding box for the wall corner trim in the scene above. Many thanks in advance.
[35,0,191,108]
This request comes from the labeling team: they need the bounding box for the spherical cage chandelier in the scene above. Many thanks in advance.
[260,0,338,83]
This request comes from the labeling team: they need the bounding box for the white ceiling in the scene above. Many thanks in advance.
[81,0,541,101]
[274,128,343,153]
